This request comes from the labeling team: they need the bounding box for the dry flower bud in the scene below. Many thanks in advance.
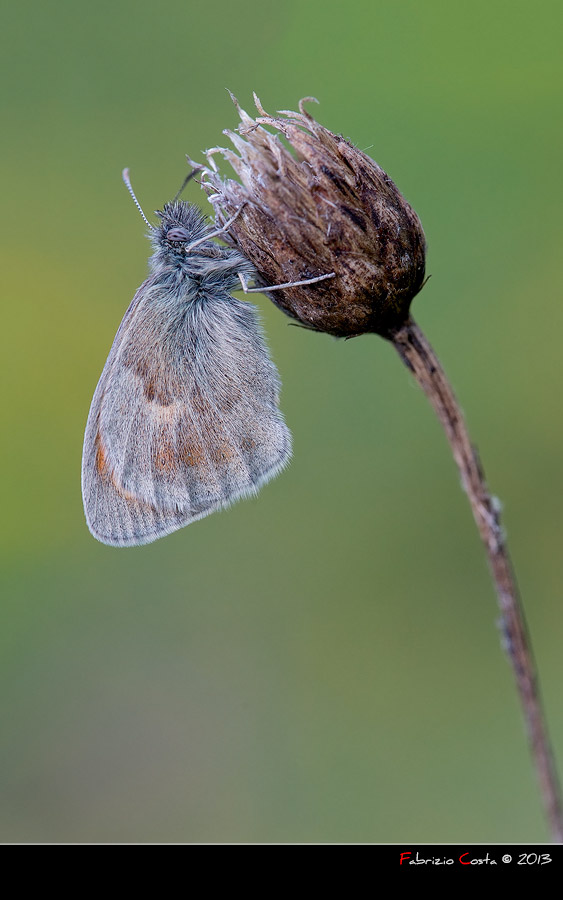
[195,95,426,338]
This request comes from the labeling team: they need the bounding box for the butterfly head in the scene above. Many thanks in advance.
[148,198,253,285]
[150,200,230,269]
[154,200,206,249]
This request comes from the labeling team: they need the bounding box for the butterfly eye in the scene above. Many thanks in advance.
[167,227,190,243]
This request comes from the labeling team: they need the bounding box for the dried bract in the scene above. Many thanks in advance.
[195,95,426,338]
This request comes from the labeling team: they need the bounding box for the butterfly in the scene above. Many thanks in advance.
[81,170,292,546]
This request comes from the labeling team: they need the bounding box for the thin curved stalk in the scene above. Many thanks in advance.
[390,316,563,843]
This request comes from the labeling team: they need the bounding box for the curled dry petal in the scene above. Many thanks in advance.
[194,95,426,338]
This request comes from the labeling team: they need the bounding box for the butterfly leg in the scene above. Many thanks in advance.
[186,206,247,252]
[237,271,335,294]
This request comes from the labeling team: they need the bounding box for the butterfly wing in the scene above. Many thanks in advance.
[82,278,291,546]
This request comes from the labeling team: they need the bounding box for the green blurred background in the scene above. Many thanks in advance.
[2,0,562,842]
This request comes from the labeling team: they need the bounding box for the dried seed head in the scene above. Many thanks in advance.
[195,95,427,338]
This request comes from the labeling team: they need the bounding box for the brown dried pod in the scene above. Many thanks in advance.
[194,94,426,338]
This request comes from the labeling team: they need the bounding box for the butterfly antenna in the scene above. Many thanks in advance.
[122,168,153,228]
[172,168,198,203]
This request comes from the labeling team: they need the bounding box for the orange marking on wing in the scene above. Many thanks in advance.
[154,434,177,473]
[209,441,236,463]
[95,432,110,477]
[177,430,207,468]
[94,431,139,501]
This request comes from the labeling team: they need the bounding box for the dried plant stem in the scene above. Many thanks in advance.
[390,316,563,843]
